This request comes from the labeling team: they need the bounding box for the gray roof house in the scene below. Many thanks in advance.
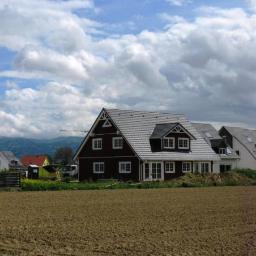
[219,126,256,170]
[0,151,21,171]
[75,108,220,181]
[192,123,239,172]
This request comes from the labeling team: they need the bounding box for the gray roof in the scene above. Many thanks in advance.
[192,123,221,145]
[150,123,178,139]
[223,126,256,159]
[193,123,239,160]
[105,109,219,161]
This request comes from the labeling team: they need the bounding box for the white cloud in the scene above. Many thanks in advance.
[0,1,256,137]
[166,0,192,7]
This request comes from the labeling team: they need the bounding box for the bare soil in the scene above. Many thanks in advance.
[0,186,256,255]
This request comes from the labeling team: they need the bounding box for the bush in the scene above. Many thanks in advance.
[235,169,256,180]
[20,170,256,192]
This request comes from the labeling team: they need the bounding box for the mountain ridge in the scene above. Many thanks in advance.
[0,136,83,158]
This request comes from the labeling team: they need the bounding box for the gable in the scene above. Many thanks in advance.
[74,109,140,159]
[151,123,196,140]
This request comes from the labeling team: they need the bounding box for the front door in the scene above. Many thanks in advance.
[144,162,163,181]
[151,163,162,180]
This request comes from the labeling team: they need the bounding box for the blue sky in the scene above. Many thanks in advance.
[0,0,255,137]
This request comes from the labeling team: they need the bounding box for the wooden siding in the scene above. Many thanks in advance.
[79,157,139,181]
[219,127,233,148]
[79,119,135,158]
[78,118,140,181]
[163,161,193,180]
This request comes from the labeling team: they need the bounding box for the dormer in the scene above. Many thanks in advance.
[150,123,196,152]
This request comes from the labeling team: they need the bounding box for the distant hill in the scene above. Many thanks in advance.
[0,136,83,158]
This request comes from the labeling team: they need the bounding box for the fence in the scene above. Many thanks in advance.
[0,172,21,188]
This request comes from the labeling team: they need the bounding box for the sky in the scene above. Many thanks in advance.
[0,0,256,138]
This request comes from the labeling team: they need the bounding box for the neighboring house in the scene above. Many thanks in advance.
[0,151,22,171]
[193,123,239,172]
[219,126,256,170]
[21,155,50,167]
[74,108,220,181]
[20,155,52,178]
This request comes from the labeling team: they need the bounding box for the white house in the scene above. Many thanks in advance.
[219,126,256,170]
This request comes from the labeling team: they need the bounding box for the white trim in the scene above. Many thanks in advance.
[92,138,102,150]
[112,137,123,149]
[162,137,175,149]
[73,108,141,161]
[182,162,191,173]
[143,162,164,181]
[165,161,175,173]
[178,138,189,149]
[102,119,112,128]
[119,161,131,173]
[93,162,104,174]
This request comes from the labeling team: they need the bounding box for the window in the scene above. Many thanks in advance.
[165,162,175,173]
[236,150,240,156]
[152,163,162,179]
[163,137,175,149]
[113,137,123,149]
[119,162,131,173]
[92,138,102,150]
[178,138,189,149]
[201,162,210,173]
[93,162,104,173]
[219,148,226,154]
[182,162,191,173]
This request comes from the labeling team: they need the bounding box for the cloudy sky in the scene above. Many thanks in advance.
[0,0,256,138]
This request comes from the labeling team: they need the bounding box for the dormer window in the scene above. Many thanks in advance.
[178,138,189,149]
[219,148,226,155]
[163,137,175,149]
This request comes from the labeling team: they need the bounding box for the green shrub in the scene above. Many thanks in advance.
[20,170,256,192]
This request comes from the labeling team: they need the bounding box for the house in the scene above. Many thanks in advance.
[74,108,220,181]
[0,151,22,171]
[192,123,239,172]
[219,126,256,170]
[20,155,53,178]
[21,155,50,167]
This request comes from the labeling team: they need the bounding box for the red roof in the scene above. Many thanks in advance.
[21,155,48,167]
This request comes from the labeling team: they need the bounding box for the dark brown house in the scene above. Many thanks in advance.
[74,108,219,181]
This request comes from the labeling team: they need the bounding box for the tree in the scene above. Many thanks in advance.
[53,147,73,165]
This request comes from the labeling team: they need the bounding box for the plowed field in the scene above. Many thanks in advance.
[0,187,256,255]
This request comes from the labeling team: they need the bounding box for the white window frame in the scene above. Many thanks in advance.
[119,161,131,174]
[178,138,189,149]
[112,137,123,149]
[165,162,175,173]
[93,162,104,174]
[92,138,102,150]
[163,137,175,149]
[143,162,164,181]
[182,162,191,173]
[219,148,226,155]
